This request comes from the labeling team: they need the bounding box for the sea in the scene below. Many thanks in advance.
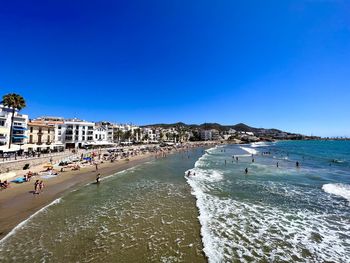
[0,140,350,262]
[186,140,350,262]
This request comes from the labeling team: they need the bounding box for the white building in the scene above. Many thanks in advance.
[55,119,95,149]
[94,125,108,142]
[95,122,114,143]
[0,105,28,152]
[200,130,212,141]
[200,129,220,141]
[228,128,236,135]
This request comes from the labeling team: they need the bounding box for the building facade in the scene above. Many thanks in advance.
[55,119,95,149]
[26,122,55,152]
[0,105,28,151]
[200,129,220,141]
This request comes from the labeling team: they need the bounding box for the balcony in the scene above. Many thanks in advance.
[13,126,27,130]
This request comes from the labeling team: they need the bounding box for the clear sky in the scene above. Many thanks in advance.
[1,0,349,137]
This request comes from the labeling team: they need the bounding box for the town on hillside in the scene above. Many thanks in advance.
[0,94,320,157]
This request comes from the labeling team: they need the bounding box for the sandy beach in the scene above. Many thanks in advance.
[0,142,218,241]
[0,152,155,240]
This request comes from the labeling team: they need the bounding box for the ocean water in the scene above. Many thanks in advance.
[186,140,350,262]
[1,141,350,263]
[0,150,206,263]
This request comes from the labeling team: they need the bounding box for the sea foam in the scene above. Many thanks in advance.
[239,146,258,155]
[186,145,350,263]
[322,183,350,202]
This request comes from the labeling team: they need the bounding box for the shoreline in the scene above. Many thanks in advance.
[0,142,219,242]
[0,153,155,241]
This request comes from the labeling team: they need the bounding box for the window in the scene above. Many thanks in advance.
[47,135,50,142]
[0,120,5,126]
[29,135,33,143]
[30,127,33,133]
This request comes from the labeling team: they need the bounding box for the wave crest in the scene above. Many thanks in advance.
[322,183,350,202]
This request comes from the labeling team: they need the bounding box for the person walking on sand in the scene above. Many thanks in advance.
[39,181,44,192]
[95,163,98,171]
[34,180,40,194]
[96,173,101,184]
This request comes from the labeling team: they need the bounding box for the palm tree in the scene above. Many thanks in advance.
[143,133,149,142]
[2,93,26,149]
[123,130,132,142]
[114,130,124,143]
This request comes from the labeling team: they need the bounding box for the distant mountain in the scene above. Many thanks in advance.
[143,122,280,133]
[141,122,317,139]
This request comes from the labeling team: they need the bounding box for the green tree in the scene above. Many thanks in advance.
[113,129,124,143]
[2,93,26,149]
[123,130,132,141]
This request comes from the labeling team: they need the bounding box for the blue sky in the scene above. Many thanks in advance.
[1,0,349,137]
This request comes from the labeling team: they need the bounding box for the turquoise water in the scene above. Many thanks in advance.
[186,140,350,262]
[0,150,206,263]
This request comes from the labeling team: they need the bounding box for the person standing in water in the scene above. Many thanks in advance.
[245,168,248,174]
[296,161,300,168]
[277,162,279,168]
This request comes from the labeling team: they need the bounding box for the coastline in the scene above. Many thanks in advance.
[0,153,155,240]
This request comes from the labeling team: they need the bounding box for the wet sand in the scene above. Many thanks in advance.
[0,153,154,240]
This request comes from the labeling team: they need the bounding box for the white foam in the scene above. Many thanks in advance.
[239,146,258,155]
[186,151,350,263]
[322,183,350,202]
[251,142,269,148]
[0,198,62,245]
